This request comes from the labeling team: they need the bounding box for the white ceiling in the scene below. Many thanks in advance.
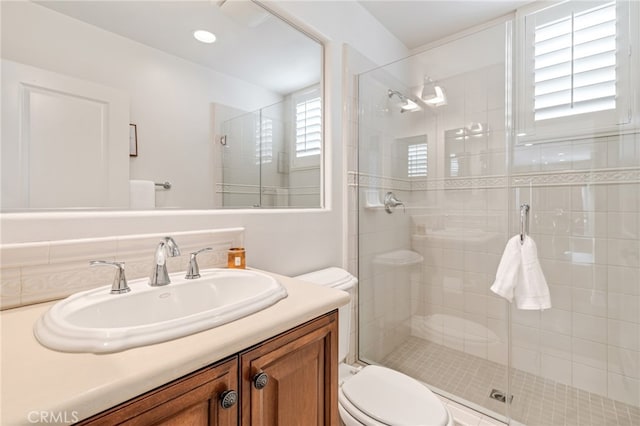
[35,0,532,95]
[36,1,322,96]
[359,0,531,49]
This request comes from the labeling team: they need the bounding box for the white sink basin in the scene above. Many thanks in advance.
[34,268,287,353]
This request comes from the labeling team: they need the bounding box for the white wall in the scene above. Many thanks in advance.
[270,0,408,67]
[0,0,409,277]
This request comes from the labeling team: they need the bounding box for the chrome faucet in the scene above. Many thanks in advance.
[384,192,405,214]
[149,236,181,286]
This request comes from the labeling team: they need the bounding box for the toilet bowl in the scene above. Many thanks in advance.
[295,267,454,426]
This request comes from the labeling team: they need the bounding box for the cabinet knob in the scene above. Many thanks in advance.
[252,372,269,390]
[219,390,238,409]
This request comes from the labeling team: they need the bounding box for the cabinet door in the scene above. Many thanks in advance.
[78,357,239,426]
[240,311,338,426]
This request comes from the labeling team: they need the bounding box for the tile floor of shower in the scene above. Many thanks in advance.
[380,336,640,426]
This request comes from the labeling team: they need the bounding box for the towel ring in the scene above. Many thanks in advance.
[520,203,530,244]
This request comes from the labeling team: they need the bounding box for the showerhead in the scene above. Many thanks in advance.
[387,89,403,100]
[388,89,420,113]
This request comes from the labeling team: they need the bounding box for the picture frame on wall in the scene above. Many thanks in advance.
[129,123,138,157]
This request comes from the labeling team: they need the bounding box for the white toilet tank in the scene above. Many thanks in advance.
[295,267,357,363]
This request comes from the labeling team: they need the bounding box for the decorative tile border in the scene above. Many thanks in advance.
[347,171,358,187]
[348,167,640,192]
[411,176,508,191]
[512,167,640,187]
[0,228,244,309]
[215,183,260,195]
[348,171,411,191]
[215,183,320,196]
[267,186,321,196]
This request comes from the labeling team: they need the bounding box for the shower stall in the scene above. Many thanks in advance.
[355,13,639,426]
[217,95,322,209]
[219,105,283,209]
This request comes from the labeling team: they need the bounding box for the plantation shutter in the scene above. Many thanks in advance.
[407,143,428,177]
[255,116,273,164]
[533,2,617,121]
[295,96,322,158]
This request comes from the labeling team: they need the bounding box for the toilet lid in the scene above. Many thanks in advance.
[341,365,449,426]
[295,267,357,291]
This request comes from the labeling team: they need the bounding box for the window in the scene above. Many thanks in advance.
[255,116,273,165]
[449,156,460,177]
[290,86,321,169]
[533,2,617,121]
[295,96,321,158]
[516,0,636,141]
[407,143,428,177]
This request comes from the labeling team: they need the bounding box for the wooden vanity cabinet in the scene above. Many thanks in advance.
[77,357,239,426]
[240,310,338,426]
[76,311,338,426]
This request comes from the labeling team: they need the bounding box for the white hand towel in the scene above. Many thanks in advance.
[490,235,551,310]
[129,180,155,210]
[515,236,551,310]
[490,235,522,303]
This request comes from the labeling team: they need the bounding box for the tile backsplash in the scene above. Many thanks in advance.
[0,228,244,309]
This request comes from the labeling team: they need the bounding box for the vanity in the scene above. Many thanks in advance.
[79,311,337,426]
[0,271,349,425]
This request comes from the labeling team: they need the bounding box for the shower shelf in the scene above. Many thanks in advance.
[363,190,384,209]
[373,250,423,266]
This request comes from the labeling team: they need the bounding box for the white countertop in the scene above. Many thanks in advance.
[0,270,350,425]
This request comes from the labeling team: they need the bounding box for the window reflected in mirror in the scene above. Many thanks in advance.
[444,124,489,177]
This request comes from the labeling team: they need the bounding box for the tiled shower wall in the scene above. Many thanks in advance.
[407,150,640,407]
[357,76,419,360]
[509,156,640,406]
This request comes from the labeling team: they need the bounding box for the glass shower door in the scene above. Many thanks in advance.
[221,110,262,208]
[357,22,512,422]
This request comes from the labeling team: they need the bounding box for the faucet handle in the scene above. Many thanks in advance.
[384,192,406,214]
[185,247,214,279]
[90,260,130,294]
[163,236,181,257]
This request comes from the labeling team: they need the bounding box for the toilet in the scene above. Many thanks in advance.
[295,267,454,426]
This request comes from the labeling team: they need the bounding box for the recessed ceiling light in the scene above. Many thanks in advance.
[193,30,216,44]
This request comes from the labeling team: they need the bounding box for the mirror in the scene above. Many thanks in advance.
[1,0,323,211]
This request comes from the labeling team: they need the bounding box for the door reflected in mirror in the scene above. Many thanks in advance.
[1,0,323,211]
